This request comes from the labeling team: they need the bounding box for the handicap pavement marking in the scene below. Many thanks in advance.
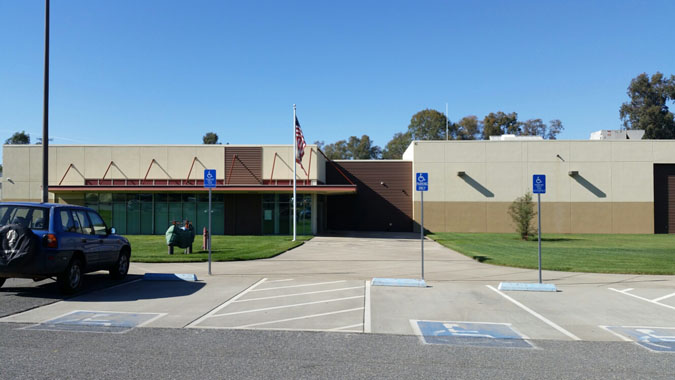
[411,320,534,349]
[602,326,675,353]
[24,310,165,334]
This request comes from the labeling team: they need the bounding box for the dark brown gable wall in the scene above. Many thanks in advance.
[654,164,675,233]
[224,147,263,185]
[326,161,412,232]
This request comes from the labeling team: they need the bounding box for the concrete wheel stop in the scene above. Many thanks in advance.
[143,273,199,282]
[498,282,557,292]
[372,278,428,288]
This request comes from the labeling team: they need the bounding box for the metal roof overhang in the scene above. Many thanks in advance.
[48,184,357,195]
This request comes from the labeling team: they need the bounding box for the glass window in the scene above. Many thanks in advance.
[126,195,140,234]
[59,210,76,232]
[0,205,49,230]
[87,211,108,236]
[73,209,93,235]
[140,194,153,235]
[154,194,169,234]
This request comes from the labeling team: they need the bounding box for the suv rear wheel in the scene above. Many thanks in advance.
[58,257,83,293]
[109,248,130,279]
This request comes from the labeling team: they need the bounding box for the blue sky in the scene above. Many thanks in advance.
[1,0,674,159]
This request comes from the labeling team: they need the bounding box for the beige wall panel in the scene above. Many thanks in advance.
[2,181,30,201]
[315,150,326,183]
[29,148,42,183]
[445,202,487,232]
[139,147,170,179]
[165,147,220,180]
[84,147,113,179]
[652,141,675,162]
[486,142,523,163]
[199,146,226,179]
[443,163,485,202]
[486,203,513,233]
[526,162,571,202]
[110,147,141,179]
[569,141,611,162]
[611,141,653,162]
[4,146,31,182]
[411,142,445,163]
[540,202,571,234]
[525,141,570,163]
[611,162,653,202]
[443,142,485,163]
[485,162,524,202]
[262,145,314,181]
[413,201,445,232]
[55,146,85,185]
[410,163,445,202]
[571,203,612,233]
[611,202,653,233]
[568,163,612,202]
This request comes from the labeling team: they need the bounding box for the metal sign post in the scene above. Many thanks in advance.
[416,173,428,281]
[204,169,217,275]
[533,174,546,284]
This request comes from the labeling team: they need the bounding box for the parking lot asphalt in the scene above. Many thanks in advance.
[2,232,674,351]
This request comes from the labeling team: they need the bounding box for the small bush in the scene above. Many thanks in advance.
[508,192,537,240]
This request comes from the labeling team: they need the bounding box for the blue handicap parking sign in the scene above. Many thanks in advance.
[416,172,428,192]
[413,320,533,348]
[605,326,675,352]
[204,169,217,188]
[533,174,546,194]
[26,311,163,334]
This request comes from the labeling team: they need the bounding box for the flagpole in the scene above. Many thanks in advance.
[293,104,297,241]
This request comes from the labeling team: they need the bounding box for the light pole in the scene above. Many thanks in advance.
[42,0,50,203]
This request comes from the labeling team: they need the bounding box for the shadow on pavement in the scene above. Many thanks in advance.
[70,279,206,302]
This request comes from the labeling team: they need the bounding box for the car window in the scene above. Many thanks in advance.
[59,210,77,232]
[73,210,93,235]
[0,205,49,230]
[87,211,108,236]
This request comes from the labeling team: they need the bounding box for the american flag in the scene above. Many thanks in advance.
[295,116,306,168]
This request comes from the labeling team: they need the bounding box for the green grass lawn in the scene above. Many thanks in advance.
[429,233,675,275]
[125,235,312,262]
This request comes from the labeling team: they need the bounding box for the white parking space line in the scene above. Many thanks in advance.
[486,285,581,341]
[185,278,267,328]
[264,279,295,283]
[609,288,675,311]
[599,325,633,342]
[234,286,364,302]
[329,323,364,332]
[652,292,675,303]
[251,280,347,292]
[364,280,371,333]
[234,307,364,329]
[212,296,364,317]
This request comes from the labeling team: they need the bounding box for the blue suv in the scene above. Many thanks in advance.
[0,202,131,293]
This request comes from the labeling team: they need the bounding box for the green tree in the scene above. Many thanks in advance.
[408,109,448,140]
[620,72,675,139]
[346,135,381,159]
[382,132,412,159]
[5,130,30,144]
[482,112,519,139]
[521,119,546,136]
[547,119,564,140]
[508,192,537,240]
[322,140,348,159]
[456,116,480,140]
[202,132,219,144]
[323,135,381,160]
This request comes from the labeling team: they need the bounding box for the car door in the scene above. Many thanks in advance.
[72,209,105,268]
[87,210,119,265]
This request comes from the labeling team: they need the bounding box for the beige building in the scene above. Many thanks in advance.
[3,139,675,234]
[404,140,675,234]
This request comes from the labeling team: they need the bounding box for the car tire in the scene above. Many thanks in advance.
[109,248,130,280]
[58,257,83,294]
